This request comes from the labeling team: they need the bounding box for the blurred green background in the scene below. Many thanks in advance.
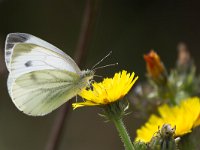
[0,0,200,150]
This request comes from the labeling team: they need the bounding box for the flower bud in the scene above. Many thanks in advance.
[144,50,167,85]
[148,124,178,150]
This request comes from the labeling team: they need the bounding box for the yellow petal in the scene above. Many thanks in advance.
[136,97,200,142]
[73,70,138,109]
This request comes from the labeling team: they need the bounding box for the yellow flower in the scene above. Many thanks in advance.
[72,70,138,109]
[144,50,166,80]
[136,97,200,143]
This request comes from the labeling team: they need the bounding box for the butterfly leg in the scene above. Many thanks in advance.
[88,80,96,90]
[81,97,86,102]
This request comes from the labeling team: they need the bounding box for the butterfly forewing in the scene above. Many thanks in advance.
[10,43,80,78]
[5,33,81,73]
[11,69,82,116]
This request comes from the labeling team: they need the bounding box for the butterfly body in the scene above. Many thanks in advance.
[5,33,94,116]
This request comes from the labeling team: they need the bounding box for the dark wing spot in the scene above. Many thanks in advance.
[6,50,12,55]
[25,61,32,67]
[6,33,30,50]
[6,43,14,50]
[8,33,29,43]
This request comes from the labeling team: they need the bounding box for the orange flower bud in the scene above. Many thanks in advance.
[144,50,167,84]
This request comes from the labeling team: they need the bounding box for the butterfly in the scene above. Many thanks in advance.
[5,33,95,116]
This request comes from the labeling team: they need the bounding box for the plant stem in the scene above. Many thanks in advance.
[112,118,135,150]
[45,1,100,150]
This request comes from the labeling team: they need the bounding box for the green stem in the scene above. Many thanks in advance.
[112,118,135,150]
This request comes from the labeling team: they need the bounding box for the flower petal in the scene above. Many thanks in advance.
[73,70,138,109]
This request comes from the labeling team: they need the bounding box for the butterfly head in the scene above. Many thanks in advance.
[81,69,95,81]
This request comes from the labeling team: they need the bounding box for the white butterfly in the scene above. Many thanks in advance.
[5,33,94,116]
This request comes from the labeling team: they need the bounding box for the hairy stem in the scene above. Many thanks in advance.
[113,118,135,150]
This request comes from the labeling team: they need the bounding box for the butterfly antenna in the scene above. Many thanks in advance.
[93,63,118,71]
[91,51,112,70]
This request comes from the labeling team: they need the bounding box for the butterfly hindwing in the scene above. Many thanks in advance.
[11,69,83,116]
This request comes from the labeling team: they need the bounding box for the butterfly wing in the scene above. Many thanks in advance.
[6,43,80,96]
[7,74,13,96]
[5,34,86,115]
[5,33,81,73]
[10,43,80,77]
[11,69,83,116]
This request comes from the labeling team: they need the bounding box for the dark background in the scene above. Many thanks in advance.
[0,0,200,150]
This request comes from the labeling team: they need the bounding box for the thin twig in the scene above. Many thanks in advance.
[45,1,100,150]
